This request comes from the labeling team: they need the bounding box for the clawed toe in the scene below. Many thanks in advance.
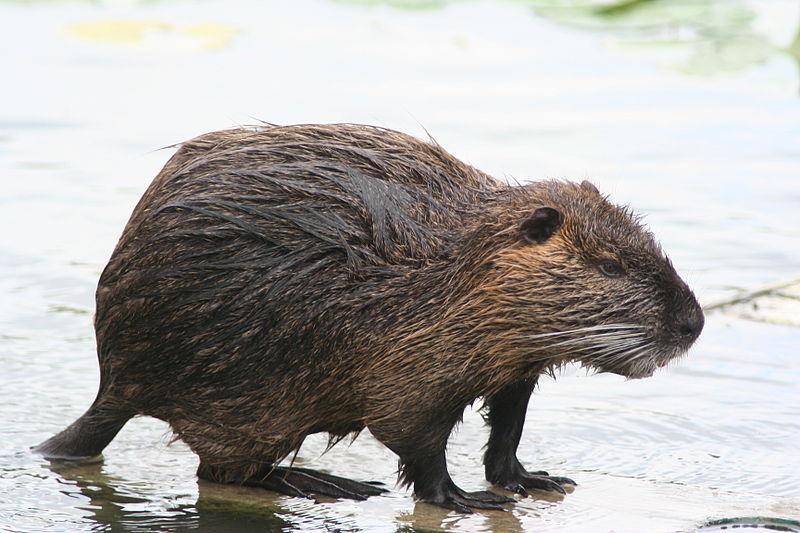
[459,489,515,505]
[518,473,578,495]
[442,492,507,513]
[523,475,566,494]
[503,478,566,496]
[546,475,577,486]
[422,486,513,512]
[491,468,577,497]
[503,482,529,496]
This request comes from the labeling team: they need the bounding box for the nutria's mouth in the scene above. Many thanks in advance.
[539,324,695,380]
[616,345,690,380]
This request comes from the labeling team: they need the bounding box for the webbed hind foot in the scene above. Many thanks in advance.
[198,462,387,501]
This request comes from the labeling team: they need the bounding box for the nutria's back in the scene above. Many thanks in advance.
[106,124,499,274]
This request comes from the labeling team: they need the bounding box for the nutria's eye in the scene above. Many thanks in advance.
[598,259,625,278]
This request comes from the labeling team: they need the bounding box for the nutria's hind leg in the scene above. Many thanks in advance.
[198,462,387,501]
[483,379,576,496]
[402,451,514,513]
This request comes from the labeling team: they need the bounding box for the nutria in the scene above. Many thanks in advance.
[36,123,704,512]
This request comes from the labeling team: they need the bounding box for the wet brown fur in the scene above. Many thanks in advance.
[37,123,702,496]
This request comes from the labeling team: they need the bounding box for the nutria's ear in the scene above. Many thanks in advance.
[580,180,599,195]
[520,207,562,244]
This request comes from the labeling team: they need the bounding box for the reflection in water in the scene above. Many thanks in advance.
[398,488,565,532]
[396,497,523,532]
[44,459,290,531]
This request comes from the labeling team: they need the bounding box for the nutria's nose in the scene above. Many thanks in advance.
[678,305,704,342]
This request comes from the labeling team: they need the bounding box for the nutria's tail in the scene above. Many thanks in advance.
[34,398,131,460]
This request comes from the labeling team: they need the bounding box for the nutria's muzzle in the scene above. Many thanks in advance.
[677,300,704,344]
[673,287,705,349]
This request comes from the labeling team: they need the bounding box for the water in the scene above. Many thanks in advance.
[1,0,799,531]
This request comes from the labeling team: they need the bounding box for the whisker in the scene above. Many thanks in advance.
[522,323,645,341]
[604,342,655,370]
[547,332,644,349]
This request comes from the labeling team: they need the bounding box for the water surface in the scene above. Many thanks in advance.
[1,1,799,531]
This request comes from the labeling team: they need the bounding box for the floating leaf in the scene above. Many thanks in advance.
[65,19,238,50]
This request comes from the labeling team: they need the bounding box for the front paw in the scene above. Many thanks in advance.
[420,485,515,513]
[502,473,576,496]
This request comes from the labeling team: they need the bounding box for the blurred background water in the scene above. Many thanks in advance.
[0,1,799,531]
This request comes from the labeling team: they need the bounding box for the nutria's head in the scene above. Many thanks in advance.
[483,180,703,379]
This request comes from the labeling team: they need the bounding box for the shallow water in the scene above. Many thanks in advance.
[1,0,799,531]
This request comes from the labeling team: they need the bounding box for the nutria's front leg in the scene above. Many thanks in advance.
[483,379,576,495]
[370,405,513,512]
[402,450,513,513]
